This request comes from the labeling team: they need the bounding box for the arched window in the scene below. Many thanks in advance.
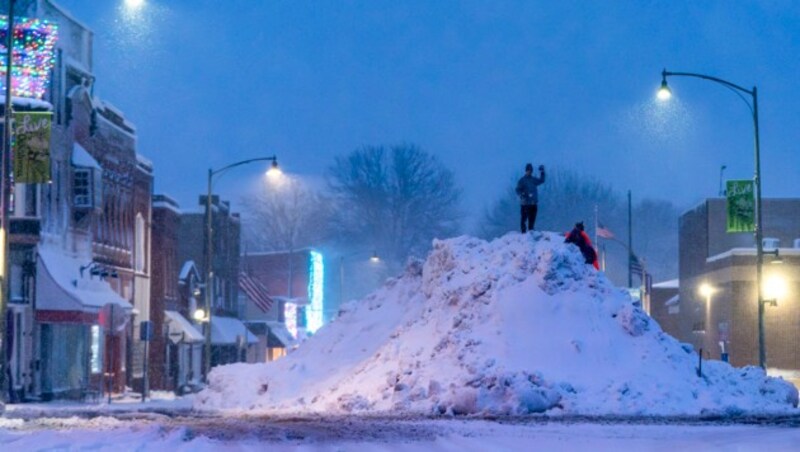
[135,213,145,273]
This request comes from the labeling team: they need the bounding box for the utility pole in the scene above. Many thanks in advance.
[627,190,632,288]
[0,0,15,405]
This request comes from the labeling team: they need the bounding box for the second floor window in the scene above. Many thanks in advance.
[73,168,92,208]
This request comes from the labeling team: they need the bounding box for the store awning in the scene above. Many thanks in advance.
[210,316,259,345]
[266,321,296,348]
[245,320,296,348]
[71,142,101,169]
[36,247,132,316]
[165,310,204,344]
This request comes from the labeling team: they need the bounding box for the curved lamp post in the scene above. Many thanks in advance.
[658,69,766,368]
[203,156,280,382]
[338,250,380,308]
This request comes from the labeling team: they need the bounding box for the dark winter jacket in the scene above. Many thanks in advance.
[515,171,545,206]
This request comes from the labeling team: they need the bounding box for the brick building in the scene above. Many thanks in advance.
[148,195,180,391]
[178,196,256,368]
[4,1,153,400]
[652,198,800,371]
[241,249,326,341]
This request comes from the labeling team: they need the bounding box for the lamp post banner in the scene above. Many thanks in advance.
[726,179,755,233]
[12,111,52,183]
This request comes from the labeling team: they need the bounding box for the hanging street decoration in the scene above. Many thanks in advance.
[13,110,52,183]
[726,179,756,233]
[0,16,58,99]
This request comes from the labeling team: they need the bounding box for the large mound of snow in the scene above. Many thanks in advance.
[196,233,798,416]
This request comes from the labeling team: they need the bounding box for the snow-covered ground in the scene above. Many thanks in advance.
[2,415,800,451]
[197,232,798,417]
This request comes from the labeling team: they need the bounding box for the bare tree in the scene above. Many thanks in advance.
[478,167,679,284]
[479,167,619,239]
[241,175,329,253]
[327,144,462,269]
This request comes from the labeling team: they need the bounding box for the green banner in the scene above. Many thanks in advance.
[13,111,52,184]
[726,179,755,233]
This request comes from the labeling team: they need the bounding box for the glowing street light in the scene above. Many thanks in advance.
[764,275,787,306]
[657,77,672,101]
[657,68,767,368]
[266,159,282,179]
[203,155,280,382]
[340,251,381,306]
[193,308,208,322]
[124,0,145,9]
[698,283,716,299]
[698,283,717,334]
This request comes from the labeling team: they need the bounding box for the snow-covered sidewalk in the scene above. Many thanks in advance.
[3,390,194,419]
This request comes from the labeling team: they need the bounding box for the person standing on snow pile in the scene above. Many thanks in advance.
[565,221,599,270]
[515,163,545,233]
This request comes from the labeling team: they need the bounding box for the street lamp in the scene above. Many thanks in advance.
[124,0,145,9]
[658,68,767,368]
[339,250,380,307]
[698,283,716,334]
[0,0,15,407]
[203,156,279,382]
[763,275,787,307]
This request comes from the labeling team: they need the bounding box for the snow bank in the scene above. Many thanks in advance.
[196,232,798,416]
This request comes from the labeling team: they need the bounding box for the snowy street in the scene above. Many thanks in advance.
[3,409,800,451]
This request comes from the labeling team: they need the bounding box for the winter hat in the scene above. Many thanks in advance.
[525,163,533,172]
[575,221,584,231]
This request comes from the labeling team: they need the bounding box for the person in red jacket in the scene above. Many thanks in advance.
[565,222,599,270]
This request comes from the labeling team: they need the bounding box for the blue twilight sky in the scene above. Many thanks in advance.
[55,0,799,221]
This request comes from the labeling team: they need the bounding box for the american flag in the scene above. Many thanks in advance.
[238,272,274,313]
[597,222,615,239]
[629,253,644,277]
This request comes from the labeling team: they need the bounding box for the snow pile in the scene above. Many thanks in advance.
[196,232,798,416]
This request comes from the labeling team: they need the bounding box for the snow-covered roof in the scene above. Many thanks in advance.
[95,108,136,139]
[0,97,53,110]
[179,261,199,280]
[36,246,132,312]
[245,247,316,257]
[272,296,309,306]
[71,142,101,169]
[153,200,182,215]
[63,54,92,79]
[652,279,679,289]
[45,0,95,34]
[136,153,153,169]
[265,320,296,347]
[98,100,137,133]
[665,294,680,307]
[210,316,259,345]
[164,310,204,343]
[707,247,800,263]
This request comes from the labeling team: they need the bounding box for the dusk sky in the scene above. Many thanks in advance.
[57,0,799,221]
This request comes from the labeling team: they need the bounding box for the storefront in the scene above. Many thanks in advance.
[34,247,132,400]
[164,310,203,393]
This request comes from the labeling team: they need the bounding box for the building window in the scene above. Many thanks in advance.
[73,168,92,208]
[90,325,104,374]
[135,213,145,272]
[25,184,38,217]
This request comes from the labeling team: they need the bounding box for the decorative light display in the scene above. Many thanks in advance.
[0,16,59,99]
[306,251,325,333]
[284,302,298,339]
